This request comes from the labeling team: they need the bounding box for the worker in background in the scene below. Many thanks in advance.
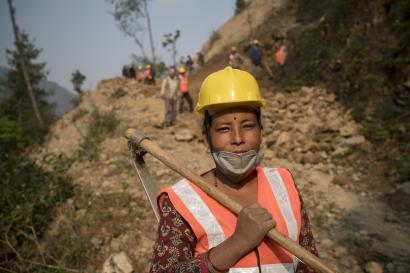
[178,66,193,113]
[144,64,152,85]
[275,40,287,79]
[246,39,268,79]
[150,67,318,273]
[160,66,179,127]
[320,16,332,41]
[136,65,143,83]
[229,46,243,69]
[122,65,129,78]
[150,65,157,86]
[129,64,136,79]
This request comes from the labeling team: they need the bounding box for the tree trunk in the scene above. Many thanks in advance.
[172,43,176,67]
[132,36,148,60]
[7,0,44,128]
[143,0,156,64]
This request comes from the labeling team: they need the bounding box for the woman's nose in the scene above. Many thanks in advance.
[231,126,244,145]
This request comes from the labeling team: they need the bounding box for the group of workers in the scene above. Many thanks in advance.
[122,40,286,130]
[229,39,287,79]
[122,64,156,85]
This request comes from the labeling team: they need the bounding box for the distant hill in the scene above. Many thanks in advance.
[0,66,75,116]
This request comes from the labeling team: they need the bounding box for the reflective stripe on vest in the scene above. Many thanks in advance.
[263,168,298,242]
[172,179,225,248]
[263,168,299,270]
[179,75,189,92]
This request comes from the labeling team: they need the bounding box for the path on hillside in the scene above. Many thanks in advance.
[39,65,410,273]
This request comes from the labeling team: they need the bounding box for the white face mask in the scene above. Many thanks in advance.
[212,149,264,182]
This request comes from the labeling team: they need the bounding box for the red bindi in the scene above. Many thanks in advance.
[233,117,237,120]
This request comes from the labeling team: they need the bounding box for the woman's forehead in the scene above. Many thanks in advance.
[212,106,257,120]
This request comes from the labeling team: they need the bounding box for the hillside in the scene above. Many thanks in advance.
[33,73,409,273]
[25,1,410,273]
[202,0,410,186]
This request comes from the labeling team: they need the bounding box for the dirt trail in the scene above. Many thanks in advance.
[37,64,410,272]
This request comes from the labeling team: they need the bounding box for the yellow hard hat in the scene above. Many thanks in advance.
[195,67,265,115]
[253,39,259,45]
[319,16,326,23]
[179,66,186,73]
[146,64,151,69]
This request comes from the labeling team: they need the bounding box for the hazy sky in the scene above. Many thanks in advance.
[0,0,235,91]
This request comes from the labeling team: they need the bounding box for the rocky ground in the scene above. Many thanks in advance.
[35,75,410,273]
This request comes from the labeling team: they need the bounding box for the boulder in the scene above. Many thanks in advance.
[302,151,322,164]
[344,135,367,146]
[333,246,348,258]
[364,261,383,273]
[293,122,310,134]
[275,131,291,146]
[332,174,351,186]
[175,129,195,142]
[102,251,134,273]
[340,123,358,137]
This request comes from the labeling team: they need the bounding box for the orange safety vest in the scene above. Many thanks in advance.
[161,167,302,273]
[179,74,189,93]
[275,46,287,65]
[144,69,151,79]
[136,71,143,81]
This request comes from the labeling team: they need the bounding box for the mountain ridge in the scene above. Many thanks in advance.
[0,65,75,116]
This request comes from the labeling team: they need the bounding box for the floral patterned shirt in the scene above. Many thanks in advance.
[149,192,318,273]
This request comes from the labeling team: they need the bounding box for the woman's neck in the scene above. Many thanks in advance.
[215,168,258,190]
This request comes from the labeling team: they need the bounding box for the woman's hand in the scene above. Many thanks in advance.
[231,203,276,253]
[207,203,276,271]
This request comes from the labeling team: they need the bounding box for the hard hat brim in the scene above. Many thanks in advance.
[195,100,265,116]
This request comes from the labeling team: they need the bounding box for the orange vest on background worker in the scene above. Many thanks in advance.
[161,167,302,273]
[144,69,151,79]
[179,74,189,93]
[275,45,287,65]
[136,71,143,81]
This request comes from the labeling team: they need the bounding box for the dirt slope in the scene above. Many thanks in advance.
[201,0,292,62]
[36,73,410,272]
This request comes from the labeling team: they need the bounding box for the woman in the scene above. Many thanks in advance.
[150,67,318,273]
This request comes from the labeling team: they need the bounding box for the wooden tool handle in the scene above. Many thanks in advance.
[125,128,339,273]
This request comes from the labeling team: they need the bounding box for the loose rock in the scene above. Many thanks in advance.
[365,261,383,273]
[102,251,134,273]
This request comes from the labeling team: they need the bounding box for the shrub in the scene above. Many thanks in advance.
[235,0,247,14]
[209,30,221,46]
[0,154,74,272]
[395,143,410,182]
[77,110,119,161]
[71,108,89,122]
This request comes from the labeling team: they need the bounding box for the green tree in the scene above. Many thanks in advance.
[107,0,156,63]
[70,69,86,95]
[162,30,181,66]
[0,31,55,144]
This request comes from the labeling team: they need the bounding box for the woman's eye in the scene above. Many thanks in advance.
[217,127,229,132]
[243,123,255,129]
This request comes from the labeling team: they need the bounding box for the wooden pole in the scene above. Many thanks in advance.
[125,128,339,273]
